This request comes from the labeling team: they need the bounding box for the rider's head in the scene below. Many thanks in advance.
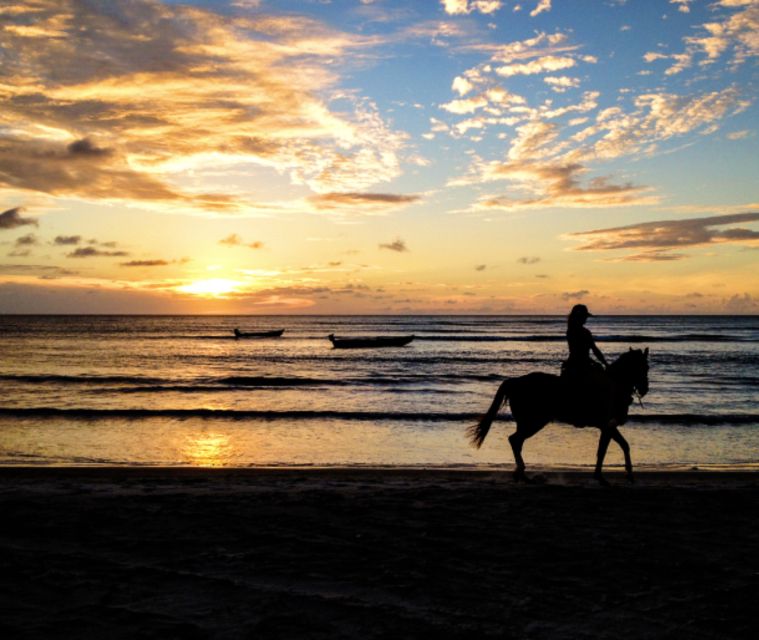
[568,304,593,326]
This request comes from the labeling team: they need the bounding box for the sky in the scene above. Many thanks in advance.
[0,0,757,314]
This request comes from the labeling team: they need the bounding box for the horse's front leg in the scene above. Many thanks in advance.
[593,430,611,486]
[610,427,633,483]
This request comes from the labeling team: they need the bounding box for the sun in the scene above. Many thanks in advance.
[176,278,242,297]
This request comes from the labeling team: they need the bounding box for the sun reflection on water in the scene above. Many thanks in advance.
[183,431,232,467]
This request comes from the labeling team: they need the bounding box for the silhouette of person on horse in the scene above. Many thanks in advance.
[469,305,650,484]
[560,304,613,427]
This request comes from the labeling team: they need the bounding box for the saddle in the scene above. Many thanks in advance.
[560,360,612,427]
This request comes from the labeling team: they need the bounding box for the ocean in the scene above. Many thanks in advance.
[0,315,757,469]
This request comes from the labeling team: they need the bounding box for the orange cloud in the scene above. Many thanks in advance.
[0,1,405,213]
[569,211,759,259]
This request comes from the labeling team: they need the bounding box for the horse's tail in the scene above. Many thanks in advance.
[467,379,512,449]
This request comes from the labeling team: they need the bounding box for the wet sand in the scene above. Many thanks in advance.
[0,467,756,639]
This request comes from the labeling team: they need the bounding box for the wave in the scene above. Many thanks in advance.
[51,331,752,343]
[1,407,757,426]
[416,333,753,343]
[686,374,759,387]
[0,372,506,390]
[0,374,166,385]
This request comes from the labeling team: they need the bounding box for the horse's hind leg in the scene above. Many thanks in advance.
[509,421,544,482]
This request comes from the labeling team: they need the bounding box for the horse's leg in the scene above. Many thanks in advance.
[593,429,612,486]
[508,430,526,481]
[509,421,545,482]
[610,427,633,483]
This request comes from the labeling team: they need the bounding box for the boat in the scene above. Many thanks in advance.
[233,328,285,338]
[328,333,414,349]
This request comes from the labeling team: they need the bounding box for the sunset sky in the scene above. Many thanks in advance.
[1,0,757,314]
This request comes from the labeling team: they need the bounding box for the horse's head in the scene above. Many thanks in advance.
[610,347,649,397]
[627,347,649,397]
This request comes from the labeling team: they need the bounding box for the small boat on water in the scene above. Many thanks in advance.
[328,333,414,349]
[234,328,285,338]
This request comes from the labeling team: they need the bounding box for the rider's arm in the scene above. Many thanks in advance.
[589,334,608,367]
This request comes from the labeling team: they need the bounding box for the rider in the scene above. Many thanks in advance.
[561,304,610,425]
[564,304,607,374]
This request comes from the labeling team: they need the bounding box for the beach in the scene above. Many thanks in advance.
[1,468,756,639]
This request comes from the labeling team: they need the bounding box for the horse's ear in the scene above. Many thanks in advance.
[629,347,633,352]
[644,347,649,357]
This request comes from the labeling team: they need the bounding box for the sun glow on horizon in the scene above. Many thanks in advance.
[176,278,244,297]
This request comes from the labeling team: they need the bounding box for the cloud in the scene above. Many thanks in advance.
[530,0,552,17]
[0,207,37,229]
[724,292,758,313]
[561,290,589,300]
[0,136,239,211]
[569,211,759,258]
[14,233,39,247]
[53,235,82,245]
[0,0,406,213]
[436,14,748,212]
[452,76,475,96]
[645,1,759,75]
[727,129,752,140]
[441,1,502,15]
[379,238,408,252]
[66,138,113,158]
[219,234,264,249]
[496,56,576,77]
[308,192,421,213]
[544,76,580,93]
[475,161,655,210]
[220,234,243,247]
[67,247,130,258]
[441,0,553,18]
[517,256,540,264]
[0,264,78,278]
[440,95,490,115]
[608,250,687,262]
[120,260,170,267]
[586,87,746,160]
[7,234,38,257]
[449,83,744,209]
[670,0,692,14]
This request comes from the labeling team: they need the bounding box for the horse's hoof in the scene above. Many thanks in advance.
[513,470,527,483]
[594,473,610,487]
[626,474,635,484]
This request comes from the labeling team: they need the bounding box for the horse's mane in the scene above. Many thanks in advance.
[609,348,644,372]
[607,348,648,403]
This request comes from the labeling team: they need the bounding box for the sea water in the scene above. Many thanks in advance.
[0,315,757,469]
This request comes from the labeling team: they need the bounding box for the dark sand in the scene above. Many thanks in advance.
[0,468,756,639]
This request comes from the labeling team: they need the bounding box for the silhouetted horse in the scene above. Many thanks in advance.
[468,348,649,485]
